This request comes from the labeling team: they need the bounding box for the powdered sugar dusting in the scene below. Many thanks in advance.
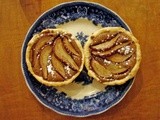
[68,39,72,42]
[47,55,54,75]
[64,65,71,77]
[104,59,111,64]
[118,45,132,55]
[124,46,131,55]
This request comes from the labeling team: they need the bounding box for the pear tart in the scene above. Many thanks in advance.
[84,27,141,85]
[26,29,84,86]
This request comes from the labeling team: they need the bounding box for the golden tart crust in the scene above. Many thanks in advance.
[26,29,84,86]
[84,27,141,85]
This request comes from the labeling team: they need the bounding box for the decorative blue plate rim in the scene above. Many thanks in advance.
[21,1,134,117]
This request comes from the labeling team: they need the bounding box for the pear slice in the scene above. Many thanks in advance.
[116,33,130,43]
[107,53,132,63]
[51,52,66,78]
[54,38,79,71]
[63,37,79,56]
[32,56,42,76]
[72,54,81,67]
[91,41,131,57]
[32,35,54,66]
[39,46,52,79]
[91,32,118,45]
[113,70,130,79]
[91,34,119,50]
[70,40,81,56]
[91,59,111,77]
[64,65,76,78]
[47,71,64,81]
[93,56,129,74]
[121,54,136,68]
[105,63,129,74]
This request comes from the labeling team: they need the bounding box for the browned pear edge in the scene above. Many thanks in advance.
[84,27,141,85]
[26,28,84,86]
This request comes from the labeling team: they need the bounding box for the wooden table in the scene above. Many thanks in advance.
[0,0,160,119]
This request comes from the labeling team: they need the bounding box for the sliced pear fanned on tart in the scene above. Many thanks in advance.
[26,29,84,86]
[84,27,141,85]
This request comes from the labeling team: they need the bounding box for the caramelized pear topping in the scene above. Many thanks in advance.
[107,53,132,63]
[113,70,130,80]
[91,41,131,57]
[54,37,79,71]
[88,30,137,81]
[91,32,118,45]
[47,71,64,81]
[32,56,42,76]
[28,29,83,84]
[105,63,129,74]
[51,52,66,78]
[39,46,52,79]
[32,35,54,66]
[70,39,82,56]
[93,56,129,76]
[91,34,120,51]
[72,54,82,67]
[91,59,111,78]
[63,37,79,56]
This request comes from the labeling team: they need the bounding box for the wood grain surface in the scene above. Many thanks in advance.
[0,0,160,120]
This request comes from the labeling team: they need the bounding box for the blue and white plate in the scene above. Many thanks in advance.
[21,1,134,117]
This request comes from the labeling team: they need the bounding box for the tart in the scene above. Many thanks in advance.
[26,29,84,86]
[84,27,141,85]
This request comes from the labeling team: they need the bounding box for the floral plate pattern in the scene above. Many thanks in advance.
[21,1,133,117]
